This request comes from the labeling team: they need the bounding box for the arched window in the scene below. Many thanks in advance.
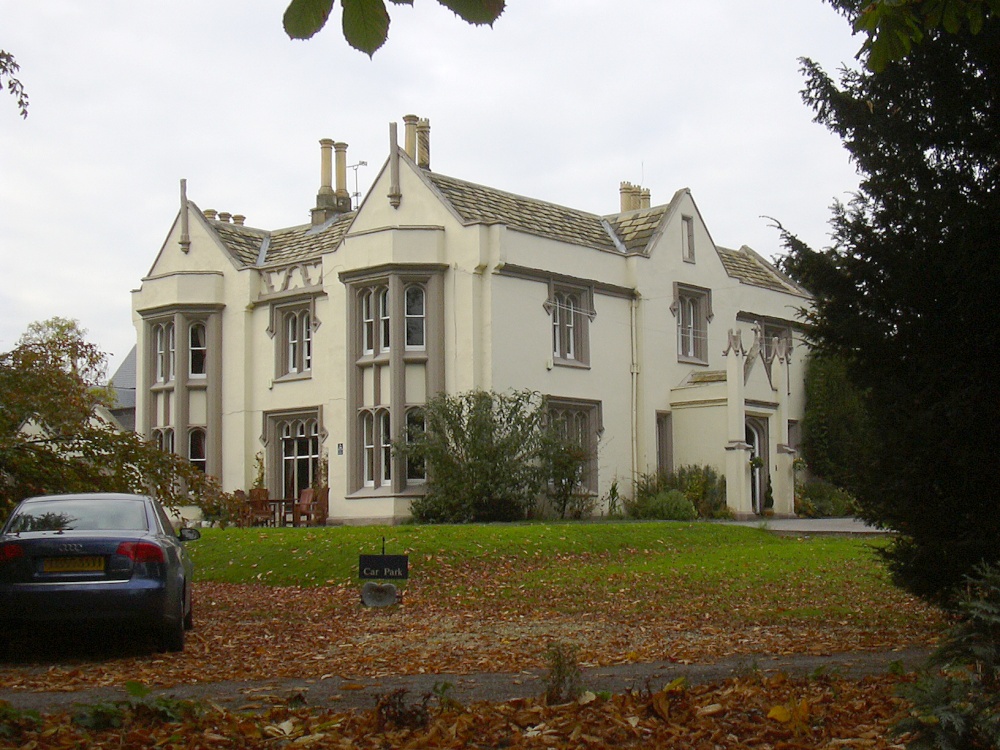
[405,408,426,482]
[549,285,590,365]
[280,419,319,498]
[404,285,425,350]
[379,410,392,483]
[280,308,312,376]
[189,322,207,377]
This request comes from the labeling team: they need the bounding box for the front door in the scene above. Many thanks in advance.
[745,420,767,515]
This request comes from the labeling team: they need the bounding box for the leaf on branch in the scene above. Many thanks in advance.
[436,0,505,25]
[342,0,391,55]
[284,0,336,40]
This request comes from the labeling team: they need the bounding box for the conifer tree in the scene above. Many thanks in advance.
[782,0,1000,605]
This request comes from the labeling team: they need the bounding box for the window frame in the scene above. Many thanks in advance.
[546,282,593,367]
[672,283,712,364]
[189,428,207,472]
[404,284,426,351]
[273,302,315,379]
[188,322,207,378]
[545,397,602,494]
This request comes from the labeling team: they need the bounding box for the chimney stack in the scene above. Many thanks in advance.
[416,118,431,169]
[403,114,419,159]
[619,182,650,212]
[312,138,352,225]
[335,141,349,204]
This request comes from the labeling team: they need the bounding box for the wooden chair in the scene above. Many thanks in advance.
[245,487,274,527]
[292,488,328,527]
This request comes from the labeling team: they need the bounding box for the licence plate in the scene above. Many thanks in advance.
[42,556,105,573]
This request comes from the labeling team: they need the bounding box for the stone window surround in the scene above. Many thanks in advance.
[139,305,223,478]
[546,396,603,494]
[671,282,713,365]
[340,264,447,498]
[261,407,325,501]
[267,295,321,382]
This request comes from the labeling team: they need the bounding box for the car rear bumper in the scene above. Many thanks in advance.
[0,579,172,629]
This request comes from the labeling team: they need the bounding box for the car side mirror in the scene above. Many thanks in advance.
[179,527,201,542]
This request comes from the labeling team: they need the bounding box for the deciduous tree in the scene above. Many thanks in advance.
[283,0,504,55]
[1,49,28,118]
[781,1,1000,605]
[0,318,224,521]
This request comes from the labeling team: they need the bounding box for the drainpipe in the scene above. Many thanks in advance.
[630,295,640,482]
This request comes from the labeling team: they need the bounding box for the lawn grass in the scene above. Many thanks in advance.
[188,521,904,627]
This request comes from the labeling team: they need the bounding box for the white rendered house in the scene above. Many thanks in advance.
[132,116,810,523]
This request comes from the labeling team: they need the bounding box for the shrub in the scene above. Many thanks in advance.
[629,489,698,521]
[894,563,1000,750]
[399,390,550,524]
[795,478,856,518]
[628,465,728,519]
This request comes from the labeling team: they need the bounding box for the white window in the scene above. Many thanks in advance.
[189,428,206,472]
[379,410,392,483]
[189,322,207,378]
[405,285,425,350]
[361,290,375,355]
[362,412,375,486]
[279,307,313,376]
[674,285,711,363]
[379,288,391,353]
[548,285,591,366]
[154,323,175,383]
[280,419,320,499]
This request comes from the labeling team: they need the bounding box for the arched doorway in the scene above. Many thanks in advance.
[745,419,768,515]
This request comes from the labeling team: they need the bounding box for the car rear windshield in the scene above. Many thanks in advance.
[7,499,149,533]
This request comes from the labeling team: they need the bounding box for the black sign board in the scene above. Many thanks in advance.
[359,554,409,580]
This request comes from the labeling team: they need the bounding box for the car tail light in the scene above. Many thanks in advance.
[0,543,24,563]
[116,541,165,564]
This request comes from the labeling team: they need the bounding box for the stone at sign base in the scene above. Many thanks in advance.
[361,582,398,607]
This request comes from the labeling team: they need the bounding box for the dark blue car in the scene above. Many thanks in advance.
[0,493,200,653]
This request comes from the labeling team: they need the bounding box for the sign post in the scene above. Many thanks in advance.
[359,537,409,607]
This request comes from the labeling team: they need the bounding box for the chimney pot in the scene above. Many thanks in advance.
[204,208,218,220]
[640,188,651,209]
[218,211,232,223]
[416,118,430,169]
[232,214,246,226]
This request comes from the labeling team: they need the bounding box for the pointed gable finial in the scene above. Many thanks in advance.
[179,179,191,254]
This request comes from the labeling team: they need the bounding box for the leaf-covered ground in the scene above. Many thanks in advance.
[1,671,921,749]
[1,542,946,747]
[1,571,939,692]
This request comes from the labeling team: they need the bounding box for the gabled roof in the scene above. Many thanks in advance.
[604,205,671,253]
[716,245,807,296]
[198,163,802,297]
[424,172,620,252]
[209,212,356,268]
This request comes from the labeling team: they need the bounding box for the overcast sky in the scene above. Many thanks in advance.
[2,0,863,375]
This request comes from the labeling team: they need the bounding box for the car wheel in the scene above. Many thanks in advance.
[161,601,185,653]
[183,586,194,631]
